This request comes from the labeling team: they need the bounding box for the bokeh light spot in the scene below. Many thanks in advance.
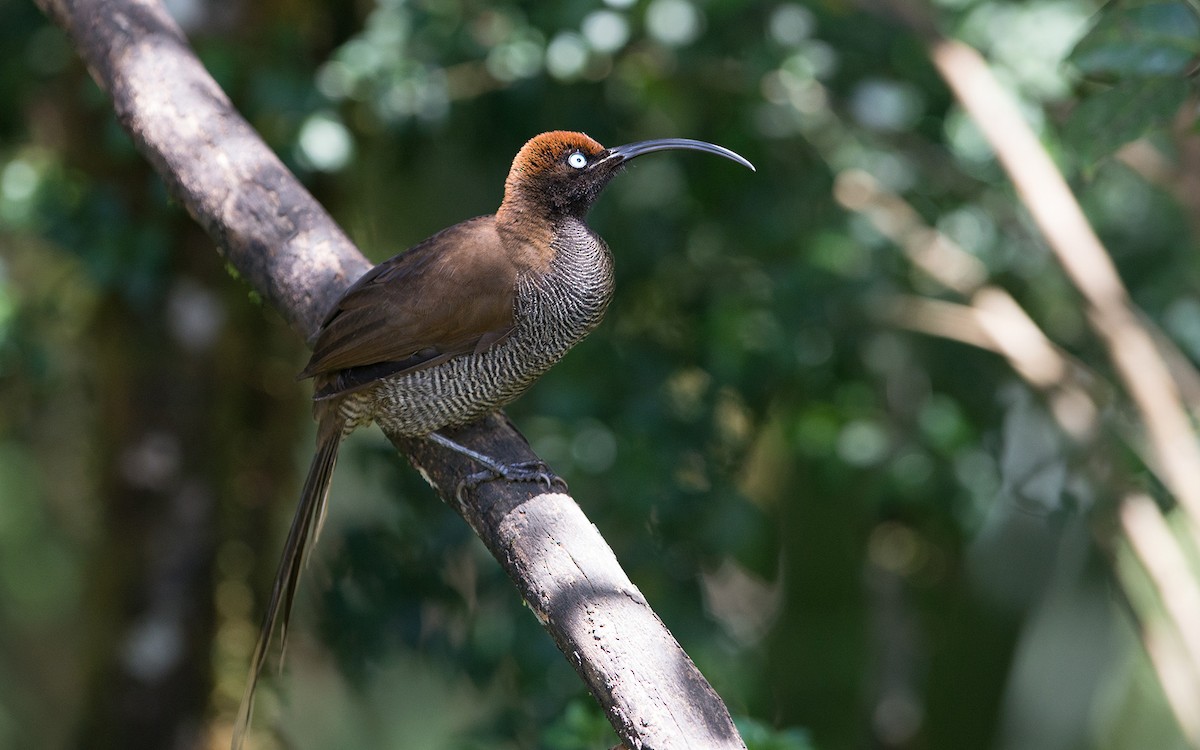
[768,5,815,46]
[546,32,589,79]
[297,112,355,172]
[582,10,630,54]
[646,0,704,47]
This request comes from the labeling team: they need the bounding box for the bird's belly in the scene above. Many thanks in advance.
[365,259,613,437]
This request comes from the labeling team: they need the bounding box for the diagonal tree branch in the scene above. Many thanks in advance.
[34,0,745,747]
[1117,493,1200,747]
[839,7,1200,741]
[921,39,1200,534]
[857,0,1200,550]
[835,169,1102,440]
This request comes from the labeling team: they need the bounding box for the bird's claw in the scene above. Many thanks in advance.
[456,460,568,500]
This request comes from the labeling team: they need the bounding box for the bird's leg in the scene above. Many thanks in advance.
[426,430,568,497]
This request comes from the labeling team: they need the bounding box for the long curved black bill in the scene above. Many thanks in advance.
[607,138,755,172]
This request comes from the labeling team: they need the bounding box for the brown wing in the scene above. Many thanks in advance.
[300,216,517,398]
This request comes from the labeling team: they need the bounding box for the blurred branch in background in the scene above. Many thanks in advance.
[1118,493,1200,746]
[842,0,1200,741]
[844,162,1200,741]
[922,37,1200,544]
[835,169,1100,442]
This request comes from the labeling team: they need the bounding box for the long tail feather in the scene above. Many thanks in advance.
[231,430,341,750]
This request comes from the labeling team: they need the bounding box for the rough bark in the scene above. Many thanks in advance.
[35,0,746,747]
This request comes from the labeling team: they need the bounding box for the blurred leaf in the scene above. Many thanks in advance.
[541,700,617,749]
[1063,77,1190,166]
[1070,0,1200,77]
[735,716,817,750]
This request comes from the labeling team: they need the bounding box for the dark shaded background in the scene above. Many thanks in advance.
[1,0,1197,748]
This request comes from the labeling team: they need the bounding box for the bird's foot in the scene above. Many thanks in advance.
[463,460,568,493]
[426,432,568,501]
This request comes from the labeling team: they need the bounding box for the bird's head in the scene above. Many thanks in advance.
[500,130,754,221]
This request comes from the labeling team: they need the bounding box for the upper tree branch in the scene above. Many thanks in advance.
[35,0,745,747]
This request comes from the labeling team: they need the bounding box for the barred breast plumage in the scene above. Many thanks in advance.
[353,218,614,436]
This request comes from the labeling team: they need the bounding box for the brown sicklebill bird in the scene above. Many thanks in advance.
[232,131,753,747]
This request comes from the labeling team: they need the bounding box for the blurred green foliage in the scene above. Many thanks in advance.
[1,0,1199,748]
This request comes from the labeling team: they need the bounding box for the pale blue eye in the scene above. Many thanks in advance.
[567,152,587,169]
